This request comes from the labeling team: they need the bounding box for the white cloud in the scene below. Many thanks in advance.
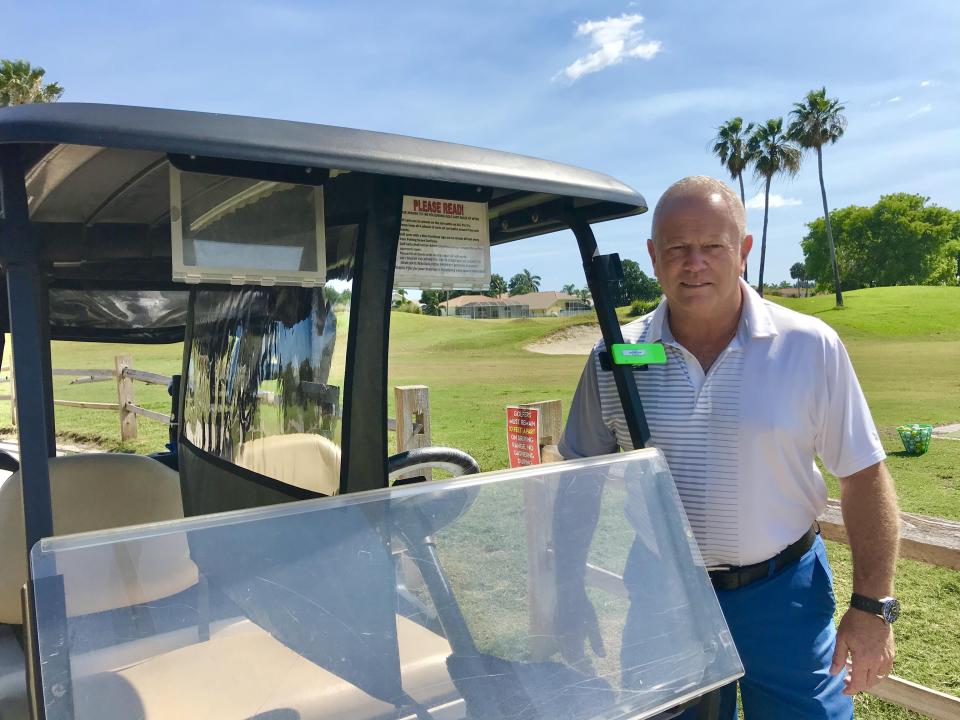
[920,80,941,88]
[908,104,933,117]
[557,13,662,82]
[745,192,802,210]
[887,96,902,103]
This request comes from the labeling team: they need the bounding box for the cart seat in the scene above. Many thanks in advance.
[236,433,341,496]
[68,615,457,720]
[1,611,458,720]
[0,453,196,625]
[0,453,197,720]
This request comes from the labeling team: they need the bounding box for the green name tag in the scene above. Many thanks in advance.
[610,343,667,366]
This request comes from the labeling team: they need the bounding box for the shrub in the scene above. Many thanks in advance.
[628,298,659,317]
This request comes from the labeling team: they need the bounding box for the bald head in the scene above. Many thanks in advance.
[651,176,747,245]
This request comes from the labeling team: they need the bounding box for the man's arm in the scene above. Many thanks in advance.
[831,460,900,695]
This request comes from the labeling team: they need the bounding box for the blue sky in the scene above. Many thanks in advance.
[3,0,958,290]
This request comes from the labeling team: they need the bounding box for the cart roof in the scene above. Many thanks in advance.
[0,103,646,342]
[0,103,646,211]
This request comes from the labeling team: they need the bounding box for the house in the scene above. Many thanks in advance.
[437,294,495,316]
[506,291,591,317]
[438,294,529,319]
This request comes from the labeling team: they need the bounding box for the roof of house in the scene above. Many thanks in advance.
[441,294,499,309]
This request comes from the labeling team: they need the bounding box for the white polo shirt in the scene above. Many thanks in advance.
[559,280,885,568]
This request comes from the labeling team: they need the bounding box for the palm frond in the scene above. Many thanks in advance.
[0,58,63,106]
[710,117,753,181]
[787,87,847,149]
[746,117,802,181]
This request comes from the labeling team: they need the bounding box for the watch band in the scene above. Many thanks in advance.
[850,593,900,623]
[850,593,883,615]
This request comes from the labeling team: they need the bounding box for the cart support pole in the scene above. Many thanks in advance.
[339,176,403,494]
[1,144,63,720]
[0,145,55,547]
[566,207,650,448]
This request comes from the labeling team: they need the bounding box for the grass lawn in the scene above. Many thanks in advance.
[1,285,957,718]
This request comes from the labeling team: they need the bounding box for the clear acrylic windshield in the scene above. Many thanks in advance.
[30,449,742,720]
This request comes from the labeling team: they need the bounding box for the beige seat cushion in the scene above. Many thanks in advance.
[0,454,197,624]
[71,616,457,720]
[236,433,341,496]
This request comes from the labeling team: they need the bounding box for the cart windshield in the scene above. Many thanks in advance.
[31,449,742,720]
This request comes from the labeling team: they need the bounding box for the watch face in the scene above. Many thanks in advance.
[882,598,901,624]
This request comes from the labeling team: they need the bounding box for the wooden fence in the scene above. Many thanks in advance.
[1,360,430,453]
[521,399,960,720]
[2,355,171,441]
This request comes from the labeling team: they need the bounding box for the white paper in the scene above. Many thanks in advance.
[394,196,491,290]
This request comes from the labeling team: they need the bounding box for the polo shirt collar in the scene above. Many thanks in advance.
[644,277,778,345]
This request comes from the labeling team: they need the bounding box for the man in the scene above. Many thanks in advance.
[557,176,899,719]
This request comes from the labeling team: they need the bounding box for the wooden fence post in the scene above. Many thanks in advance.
[521,399,563,660]
[394,385,431,480]
[115,354,137,441]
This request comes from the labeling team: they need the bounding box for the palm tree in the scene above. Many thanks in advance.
[488,273,508,298]
[562,283,577,295]
[522,268,541,292]
[711,117,754,281]
[711,117,755,208]
[508,268,542,296]
[0,59,64,106]
[746,118,802,298]
[788,87,847,306]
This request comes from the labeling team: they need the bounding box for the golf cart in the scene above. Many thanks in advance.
[0,103,743,720]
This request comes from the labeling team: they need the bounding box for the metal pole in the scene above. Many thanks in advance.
[1,144,66,719]
[339,176,403,494]
[0,145,55,546]
[565,207,651,448]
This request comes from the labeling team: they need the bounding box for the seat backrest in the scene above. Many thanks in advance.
[0,454,198,624]
[235,433,341,496]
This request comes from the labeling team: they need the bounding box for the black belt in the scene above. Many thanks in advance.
[709,525,818,591]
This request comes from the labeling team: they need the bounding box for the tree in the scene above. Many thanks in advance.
[392,288,408,309]
[562,283,578,295]
[577,287,591,304]
[801,194,960,290]
[508,268,541,295]
[746,118,802,298]
[488,273,508,298]
[420,289,471,314]
[711,117,755,281]
[618,259,662,305]
[0,59,63,106]
[419,290,443,315]
[789,262,807,297]
[789,87,847,306]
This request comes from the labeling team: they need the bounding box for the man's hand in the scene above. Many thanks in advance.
[831,608,895,695]
[556,589,606,664]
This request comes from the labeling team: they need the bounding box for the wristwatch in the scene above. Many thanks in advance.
[850,593,901,624]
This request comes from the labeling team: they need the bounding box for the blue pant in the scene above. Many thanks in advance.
[678,536,853,719]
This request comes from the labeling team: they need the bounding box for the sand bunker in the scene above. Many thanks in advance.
[525,323,602,355]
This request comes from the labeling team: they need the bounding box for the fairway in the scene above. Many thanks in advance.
[1,285,957,718]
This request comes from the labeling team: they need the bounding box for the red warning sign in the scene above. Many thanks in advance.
[506,406,541,468]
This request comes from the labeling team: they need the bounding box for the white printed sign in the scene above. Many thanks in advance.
[394,196,491,290]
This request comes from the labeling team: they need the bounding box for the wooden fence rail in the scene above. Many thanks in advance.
[3,360,171,440]
[521,398,960,720]
[1,363,429,450]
